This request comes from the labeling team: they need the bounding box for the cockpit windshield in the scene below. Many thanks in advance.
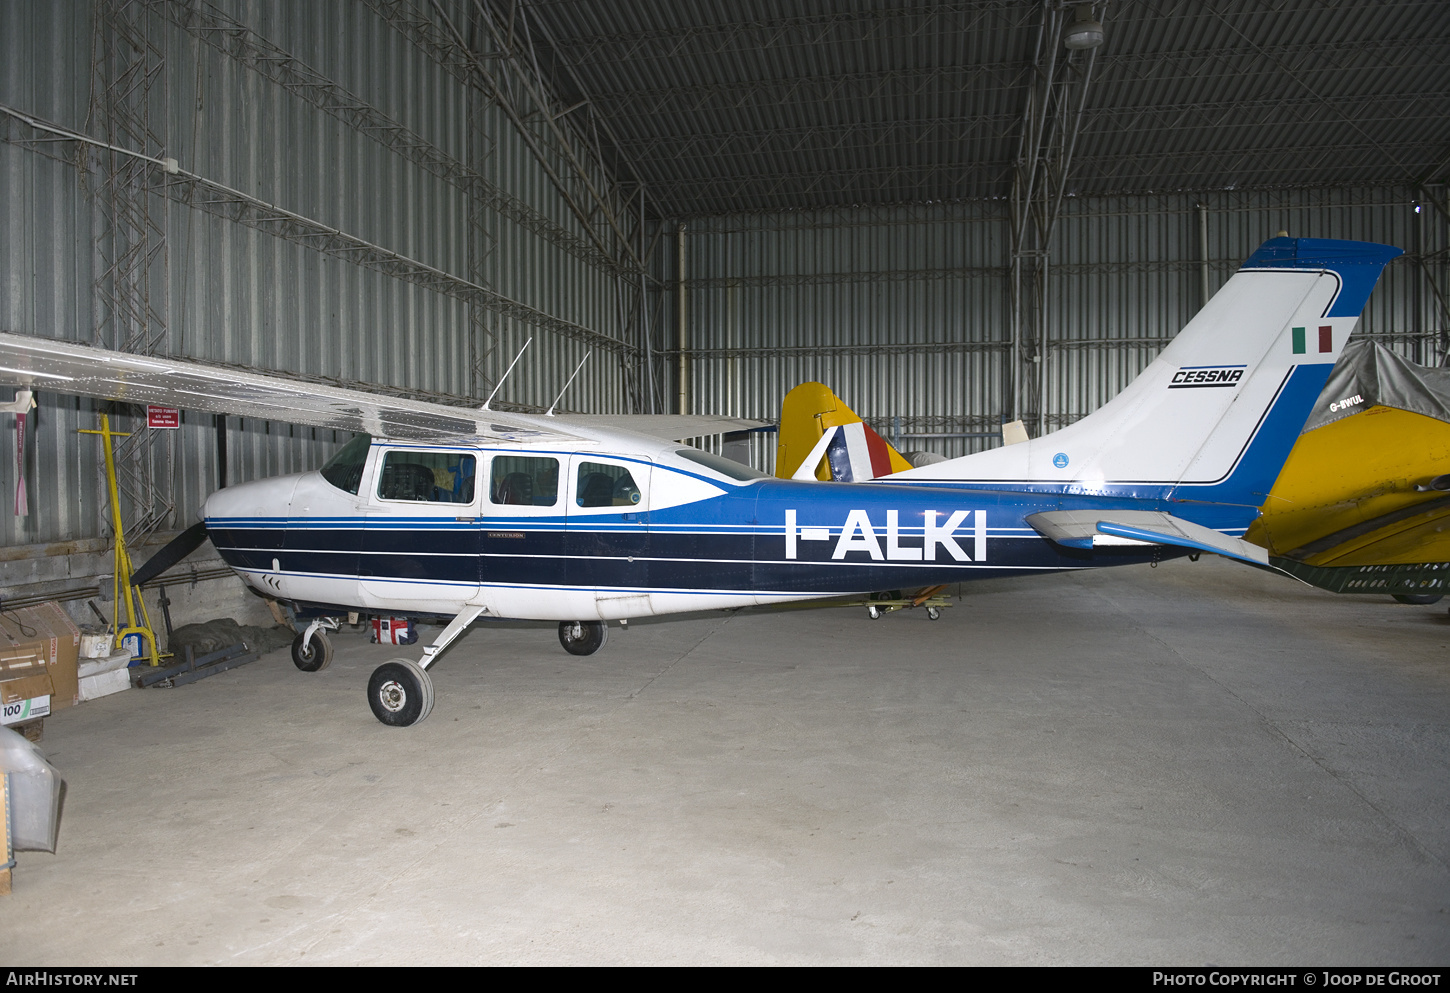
[320,433,372,495]
[673,448,769,483]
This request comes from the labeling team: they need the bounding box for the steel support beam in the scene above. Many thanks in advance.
[370,0,657,412]
[0,104,632,360]
[149,0,627,278]
[88,0,174,542]
[1008,1,1101,436]
[369,0,642,275]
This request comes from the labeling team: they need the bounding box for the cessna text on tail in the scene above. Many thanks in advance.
[0,237,1402,726]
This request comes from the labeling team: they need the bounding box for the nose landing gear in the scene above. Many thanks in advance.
[292,617,341,671]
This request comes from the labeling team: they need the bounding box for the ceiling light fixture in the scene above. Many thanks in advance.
[1063,4,1104,50]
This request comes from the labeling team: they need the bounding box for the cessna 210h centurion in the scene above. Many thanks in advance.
[0,237,1401,726]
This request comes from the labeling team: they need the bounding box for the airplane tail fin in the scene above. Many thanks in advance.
[776,382,913,481]
[895,237,1403,514]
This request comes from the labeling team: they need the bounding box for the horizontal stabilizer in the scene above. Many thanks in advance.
[791,425,839,481]
[1025,510,1270,566]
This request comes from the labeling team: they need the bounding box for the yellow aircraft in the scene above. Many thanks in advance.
[776,381,913,482]
[1246,340,1450,603]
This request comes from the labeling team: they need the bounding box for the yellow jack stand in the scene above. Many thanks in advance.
[79,414,162,667]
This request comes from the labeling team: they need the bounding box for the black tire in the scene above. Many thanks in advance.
[1392,594,1443,605]
[367,659,434,727]
[558,620,608,656]
[291,630,333,672]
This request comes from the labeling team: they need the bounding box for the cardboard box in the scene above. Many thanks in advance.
[78,650,131,680]
[0,603,80,711]
[0,644,48,705]
[34,602,80,711]
[1,672,53,706]
[79,667,130,702]
[1,650,55,730]
[1,696,50,724]
[0,651,44,682]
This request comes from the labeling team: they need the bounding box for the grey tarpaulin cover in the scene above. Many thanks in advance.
[1301,340,1450,434]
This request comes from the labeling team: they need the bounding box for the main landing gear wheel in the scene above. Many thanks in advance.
[291,630,333,672]
[1392,593,1443,605]
[559,620,608,656]
[368,659,435,727]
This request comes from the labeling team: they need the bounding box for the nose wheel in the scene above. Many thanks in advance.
[559,620,607,656]
[291,630,333,671]
[367,659,434,727]
[292,617,339,671]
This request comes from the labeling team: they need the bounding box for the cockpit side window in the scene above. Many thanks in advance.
[376,450,477,504]
[319,434,373,495]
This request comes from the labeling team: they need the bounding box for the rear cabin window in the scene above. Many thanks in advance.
[490,456,560,507]
[319,434,373,495]
[673,448,768,482]
[575,462,642,508]
[376,451,476,504]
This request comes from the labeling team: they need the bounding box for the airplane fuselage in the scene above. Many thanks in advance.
[203,436,1203,623]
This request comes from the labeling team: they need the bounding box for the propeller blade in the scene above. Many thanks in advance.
[130,521,210,587]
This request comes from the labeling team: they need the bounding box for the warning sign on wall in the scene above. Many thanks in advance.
[147,406,181,429]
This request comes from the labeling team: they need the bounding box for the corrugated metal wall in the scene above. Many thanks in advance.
[669,186,1447,472]
[0,0,637,547]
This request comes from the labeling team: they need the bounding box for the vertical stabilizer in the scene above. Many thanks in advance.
[776,382,913,481]
[895,237,1402,509]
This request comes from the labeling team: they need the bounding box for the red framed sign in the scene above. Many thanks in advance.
[147,405,181,429]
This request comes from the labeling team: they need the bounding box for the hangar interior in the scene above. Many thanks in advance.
[0,0,1448,966]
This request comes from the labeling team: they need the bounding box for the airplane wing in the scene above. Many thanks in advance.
[0,331,586,445]
[1025,509,1270,566]
[552,413,770,442]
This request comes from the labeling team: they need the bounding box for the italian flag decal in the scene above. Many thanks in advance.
[1292,325,1332,354]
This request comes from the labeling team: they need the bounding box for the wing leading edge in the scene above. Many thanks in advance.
[0,331,583,445]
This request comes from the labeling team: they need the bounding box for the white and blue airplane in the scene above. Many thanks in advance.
[0,237,1401,726]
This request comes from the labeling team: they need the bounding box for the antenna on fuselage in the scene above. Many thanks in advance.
[480,337,532,411]
[545,353,591,417]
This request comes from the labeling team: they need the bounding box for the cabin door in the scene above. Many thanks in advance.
[564,455,652,618]
[359,446,482,607]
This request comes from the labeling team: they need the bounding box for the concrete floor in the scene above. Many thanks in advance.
[3,556,1448,965]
